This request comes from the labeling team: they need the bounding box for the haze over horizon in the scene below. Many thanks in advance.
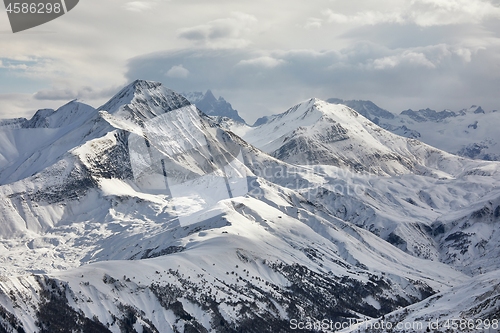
[1,0,500,123]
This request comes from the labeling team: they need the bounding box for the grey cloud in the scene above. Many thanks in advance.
[178,27,209,41]
[340,23,485,49]
[125,41,500,123]
[0,93,61,119]
[33,89,76,101]
[126,48,343,90]
[178,22,239,40]
[208,25,235,39]
[322,0,500,28]
[34,85,121,101]
[176,12,257,48]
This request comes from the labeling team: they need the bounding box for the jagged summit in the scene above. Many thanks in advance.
[0,100,96,130]
[399,105,490,123]
[467,105,485,114]
[400,108,458,122]
[181,89,246,124]
[98,80,191,123]
[203,89,217,103]
[327,97,395,121]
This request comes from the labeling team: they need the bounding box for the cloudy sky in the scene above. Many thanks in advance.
[1,0,499,123]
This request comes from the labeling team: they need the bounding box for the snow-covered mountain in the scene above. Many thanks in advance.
[230,98,500,270]
[182,90,246,124]
[232,98,481,177]
[342,270,500,332]
[0,81,499,332]
[392,105,500,161]
[324,98,500,161]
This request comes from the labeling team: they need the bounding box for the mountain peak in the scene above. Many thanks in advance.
[470,105,485,114]
[98,80,191,123]
[182,89,246,124]
[23,108,55,128]
[252,98,325,127]
[128,79,164,93]
[203,89,217,102]
[22,100,96,129]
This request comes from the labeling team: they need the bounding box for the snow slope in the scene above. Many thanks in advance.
[389,106,500,161]
[342,269,500,332]
[0,81,499,332]
[323,98,500,162]
[232,98,496,178]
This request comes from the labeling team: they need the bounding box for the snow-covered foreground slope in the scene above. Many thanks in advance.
[0,81,499,332]
[341,269,500,333]
[0,193,470,332]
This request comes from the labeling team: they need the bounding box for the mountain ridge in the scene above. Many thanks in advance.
[324,99,500,161]
[0,80,499,332]
[182,89,246,124]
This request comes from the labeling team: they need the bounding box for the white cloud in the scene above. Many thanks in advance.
[409,0,500,26]
[373,51,435,70]
[33,88,76,100]
[123,1,156,12]
[304,18,322,29]
[323,9,403,25]
[454,48,473,62]
[125,39,500,123]
[322,0,500,27]
[0,93,64,119]
[0,59,29,70]
[237,56,285,68]
[166,65,190,78]
[370,44,479,70]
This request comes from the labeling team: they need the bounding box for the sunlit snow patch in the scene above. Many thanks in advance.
[128,104,248,226]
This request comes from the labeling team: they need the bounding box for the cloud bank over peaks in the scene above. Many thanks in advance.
[3,0,499,124]
[125,39,498,123]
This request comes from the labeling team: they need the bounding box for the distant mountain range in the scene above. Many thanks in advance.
[325,98,500,161]
[213,94,499,162]
[364,102,499,161]
[0,81,499,332]
[182,90,246,124]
